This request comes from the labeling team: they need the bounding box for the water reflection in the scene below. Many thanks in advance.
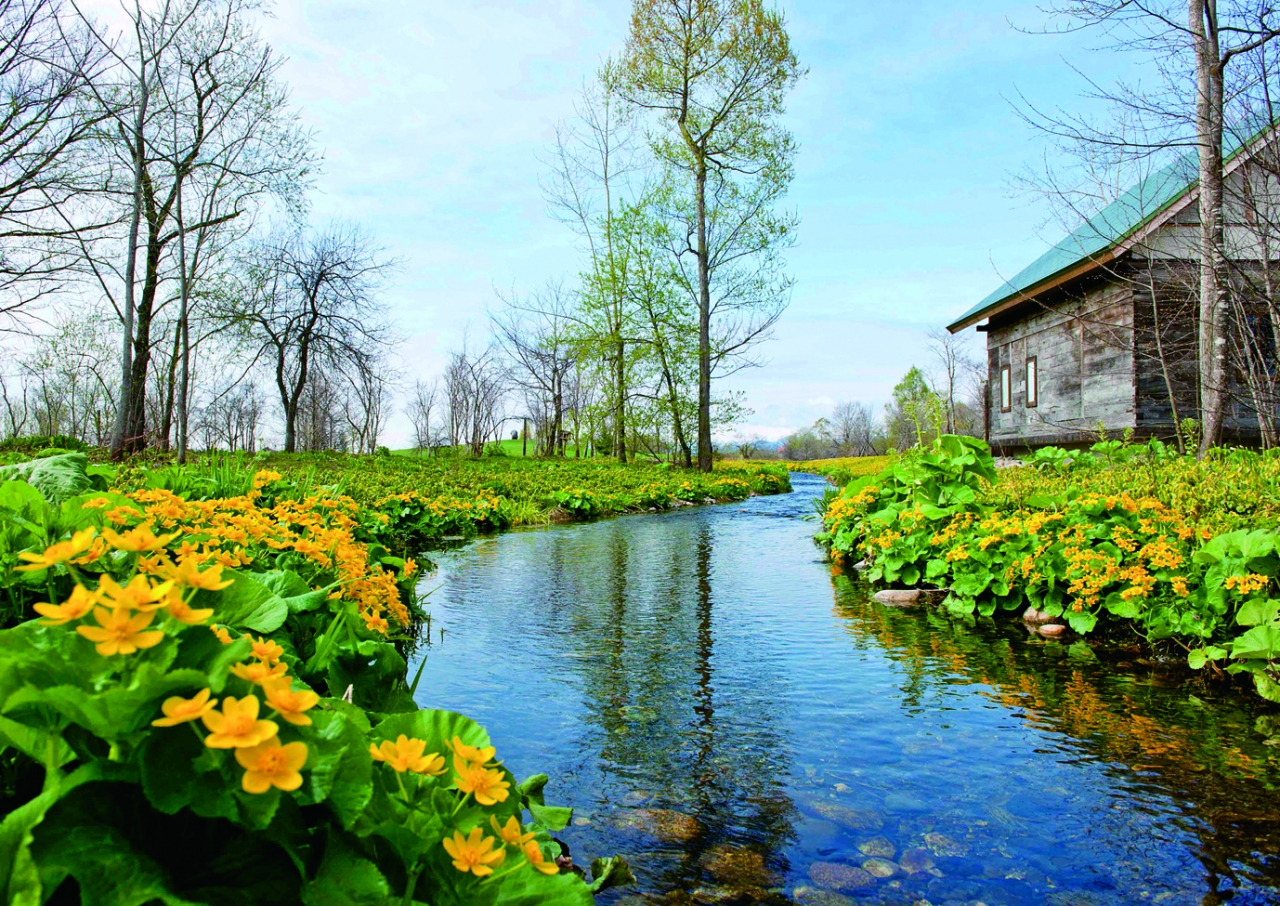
[412,473,1280,904]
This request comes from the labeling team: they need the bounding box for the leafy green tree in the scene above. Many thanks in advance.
[619,0,802,471]
[886,367,944,451]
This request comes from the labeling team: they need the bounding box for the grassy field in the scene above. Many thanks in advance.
[788,454,894,486]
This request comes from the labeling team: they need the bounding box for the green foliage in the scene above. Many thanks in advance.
[816,436,1280,703]
[0,455,628,904]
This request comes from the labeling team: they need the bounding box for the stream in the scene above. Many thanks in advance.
[410,472,1280,905]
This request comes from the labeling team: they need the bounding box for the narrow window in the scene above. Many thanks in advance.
[1000,364,1011,412]
[1026,356,1038,408]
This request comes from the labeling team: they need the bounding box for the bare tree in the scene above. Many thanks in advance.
[230,223,393,453]
[829,400,880,456]
[406,377,440,454]
[341,353,394,455]
[491,282,579,456]
[926,328,981,435]
[443,341,507,457]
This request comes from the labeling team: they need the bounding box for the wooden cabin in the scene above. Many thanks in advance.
[948,135,1280,453]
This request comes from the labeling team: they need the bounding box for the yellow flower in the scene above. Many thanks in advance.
[81,496,111,509]
[163,557,234,591]
[261,677,320,726]
[152,688,218,727]
[249,636,284,664]
[16,528,97,571]
[522,840,559,875]
[369,735,448,775]
[75,607,165,656]
[235,737,307,793]
[211,625,234,644]
[163,591,214,626]
[252,470,283,489]
[453,756,510,806]
[33,585,96,626]
[201,695,279,748]
[448,736,497,766]
[442,828,506,877]
[101,524,181,553]
[491,814,535,847]
[402,558,418,578]
[95,574,174,612]
[230,661,289,685]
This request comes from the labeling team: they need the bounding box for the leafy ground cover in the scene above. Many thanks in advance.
[0,453,663,904]
[813,437,1280,704]
[125,453,792,541]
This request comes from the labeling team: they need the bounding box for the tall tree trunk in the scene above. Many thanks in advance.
[614,337,627,463]
[160,317,181,451]
[176,184,192,464]
[111,67,151,460]
[1192,0,1228,453]
[695,160,712,472]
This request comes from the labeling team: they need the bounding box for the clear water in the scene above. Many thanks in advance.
[410,473,1280,905]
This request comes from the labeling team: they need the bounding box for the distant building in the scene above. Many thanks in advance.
[948,129,1280,453]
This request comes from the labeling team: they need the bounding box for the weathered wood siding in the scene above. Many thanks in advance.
[985,277,1136,451]
[1129,259,1199,431]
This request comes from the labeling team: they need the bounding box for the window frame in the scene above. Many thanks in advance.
[1025,356,1038,409]
[999,364,1012,412]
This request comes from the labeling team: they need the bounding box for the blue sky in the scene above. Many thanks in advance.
[258,0,1136,444]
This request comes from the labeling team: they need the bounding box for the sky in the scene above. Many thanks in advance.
[250,0,1139,445]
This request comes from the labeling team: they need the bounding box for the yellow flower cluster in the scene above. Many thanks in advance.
[151,633,318,794]
[76,486,410,634]
[1225,573,1271,595]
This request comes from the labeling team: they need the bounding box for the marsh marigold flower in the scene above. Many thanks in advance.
[201,695,278,748]
[261,677,319,726]
[17,528,97,571]
[235,737,307,793]
[163,591,214,626]
[96,574,174,612]
[152,688,218,726]
[76,607,165,656]
[249,636,284,664]
[211,625,234,644]
[33,585,96,626]
[449,736,497,766]
[453,757,510,806]
[369,734,447,775]
[163,557,234,591]
[522,840,559,875]
[491,814,535,847]
[101,524,181,553]
[252,470,283,489]
[230,660,288,684]
[442,828,506,877]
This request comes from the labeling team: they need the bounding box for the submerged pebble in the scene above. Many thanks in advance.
[858,837,895,858]
[808,862,875,892]
[861,858,897,878]
[615,808,703,843]
[807,801,884,831]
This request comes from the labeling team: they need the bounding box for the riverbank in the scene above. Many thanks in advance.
[0,449,792,905]
[812,436,1280,705]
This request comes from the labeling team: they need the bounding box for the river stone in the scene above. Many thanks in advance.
[698,844,776,889]
[1037,623,1068,638]
[852,560,869,571]
[924,832,968,857]
[792,887,855,906]
[1023,606,1054,624]
[898,848,936,874]
[808,801,884,830]
[808,863,875,892]
[615,808,702,843]
[792,889,855,906]
[873,589,921,606]
[858,837,895,858]
[861,858,897,878]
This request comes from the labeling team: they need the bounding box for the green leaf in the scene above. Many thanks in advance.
[1230,624,1280,661]
[1103,592,1142,620]
[1187,645,1229,670]
[1235,597,1279,627]
[588,855,636,894]
[0,454,91,507]
[301,710,373,829]
[528,801,572,832]
[200,569,289,633]
[301,833,389,906]
[1065,609,1097,634]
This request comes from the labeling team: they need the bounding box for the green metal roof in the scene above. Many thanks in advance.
[948,153,1199,332]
